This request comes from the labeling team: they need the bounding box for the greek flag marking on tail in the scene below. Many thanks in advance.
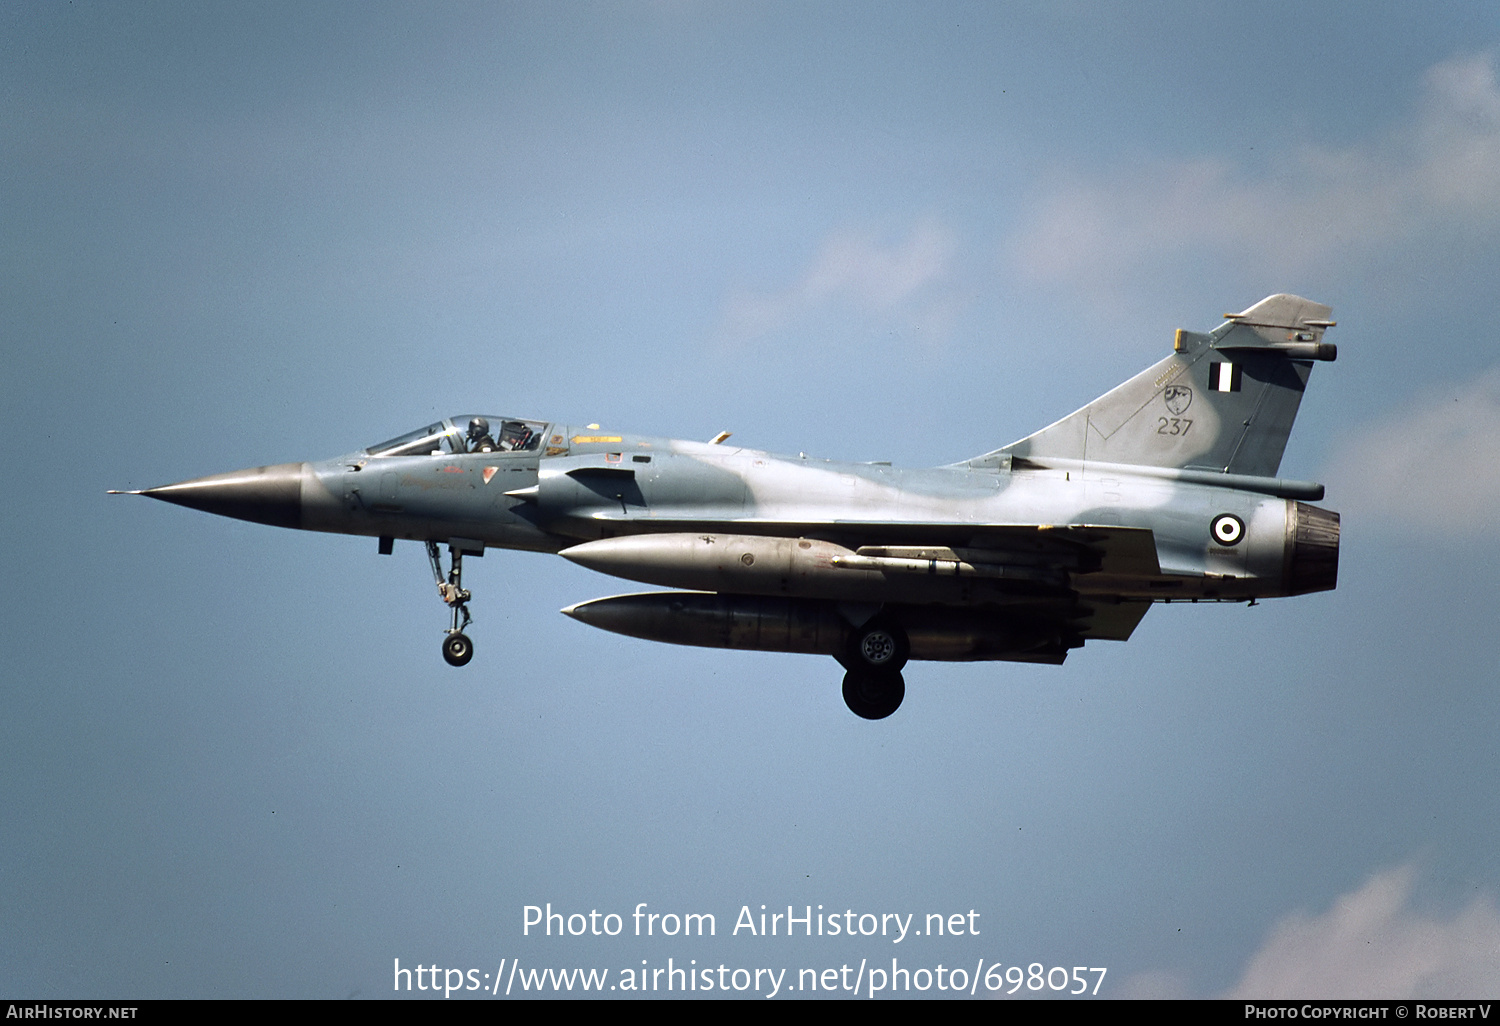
[1209,362,1241,393]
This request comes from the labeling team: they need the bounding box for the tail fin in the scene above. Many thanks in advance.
[994,294,1336,477]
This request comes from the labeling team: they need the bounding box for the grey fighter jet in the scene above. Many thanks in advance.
[118,294,1340,719]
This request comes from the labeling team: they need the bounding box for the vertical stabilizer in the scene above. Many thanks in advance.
[992,294,1335,477]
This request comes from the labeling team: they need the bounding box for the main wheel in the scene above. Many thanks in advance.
[846,618,910,673]
[442,632,474,667]
[842,670,906,720]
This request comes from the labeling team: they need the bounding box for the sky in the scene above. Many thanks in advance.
[4,0,1500,1000]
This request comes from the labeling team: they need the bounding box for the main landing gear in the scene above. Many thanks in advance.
[426,540,474,666]
[841,669,906,720]
[838,616,910,720]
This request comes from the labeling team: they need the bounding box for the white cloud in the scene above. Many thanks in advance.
[1414,54,1500,210]
[1224,866,1500,999]
[719,218,956,342]
[1006,53,1500,294]
[1325,367,1500,536]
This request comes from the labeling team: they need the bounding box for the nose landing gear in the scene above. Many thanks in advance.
[427,540,475,666]
[441,631,474,667]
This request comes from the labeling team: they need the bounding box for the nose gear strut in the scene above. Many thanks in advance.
[426,540,474,665]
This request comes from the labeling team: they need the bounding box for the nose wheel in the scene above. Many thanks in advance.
[442,632,474,667]
[427,540,475,667]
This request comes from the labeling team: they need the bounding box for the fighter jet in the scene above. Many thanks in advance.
[118,294,1340,718]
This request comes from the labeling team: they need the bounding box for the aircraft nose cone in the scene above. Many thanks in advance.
[137,462,307,529]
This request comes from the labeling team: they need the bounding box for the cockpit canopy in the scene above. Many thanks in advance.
[366,415,549,457]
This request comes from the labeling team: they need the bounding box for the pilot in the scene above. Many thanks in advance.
[466,417,498,453]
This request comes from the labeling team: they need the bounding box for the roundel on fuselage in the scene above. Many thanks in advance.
[1211,513,1245,546]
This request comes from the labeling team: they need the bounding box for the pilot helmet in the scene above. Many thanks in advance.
[467,417,490,440]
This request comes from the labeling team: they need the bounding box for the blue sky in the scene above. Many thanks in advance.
[4,1,1500,999]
